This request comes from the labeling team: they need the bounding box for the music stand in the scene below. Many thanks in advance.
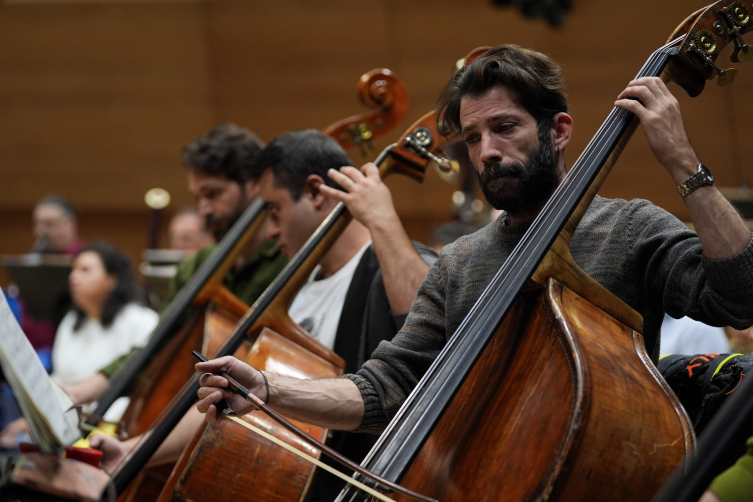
[2,254,72,323]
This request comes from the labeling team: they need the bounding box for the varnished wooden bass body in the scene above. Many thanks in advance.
[390,271,693,501]
[159,328,341,502]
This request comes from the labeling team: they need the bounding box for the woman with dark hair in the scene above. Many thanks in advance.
[0,243,158,448]
[50,243,158,393]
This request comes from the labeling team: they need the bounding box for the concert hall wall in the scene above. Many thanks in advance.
[0,0,750,287]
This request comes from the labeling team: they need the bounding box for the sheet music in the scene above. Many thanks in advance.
[0,289,80,452]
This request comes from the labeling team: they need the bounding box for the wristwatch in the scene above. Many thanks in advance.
[676,164,714,197]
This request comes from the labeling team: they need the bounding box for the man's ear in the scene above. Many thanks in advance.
[551,112,573,151]
[243,179,260,200]
[303,175,329,210]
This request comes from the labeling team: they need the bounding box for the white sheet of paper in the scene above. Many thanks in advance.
[0,289,80,452]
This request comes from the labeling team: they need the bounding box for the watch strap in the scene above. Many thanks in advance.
[677,164,713,197]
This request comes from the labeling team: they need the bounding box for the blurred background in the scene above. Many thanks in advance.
[0,0,751,287]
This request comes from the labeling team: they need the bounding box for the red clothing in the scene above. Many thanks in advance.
[21,312,56,350]
[62,239,85,256]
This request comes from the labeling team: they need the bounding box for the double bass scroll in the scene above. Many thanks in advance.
[324,68,410,156]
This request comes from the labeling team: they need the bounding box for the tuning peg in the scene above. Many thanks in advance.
[730,33,750,63]
[717,67,738,87]
[434,158,460,175]
[734,44,750,63]
[348,123,375,158]
[700,55,738,86]
[402,129,459,175]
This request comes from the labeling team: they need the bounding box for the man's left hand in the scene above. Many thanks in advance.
[614,77,699,184]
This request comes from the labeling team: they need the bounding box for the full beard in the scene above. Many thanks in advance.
[477,128,559,214]
[206,194,251,242]
[207,215,235,242]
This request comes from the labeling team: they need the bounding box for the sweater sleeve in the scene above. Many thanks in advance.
[628,200,753,330]
[346,252,449,433]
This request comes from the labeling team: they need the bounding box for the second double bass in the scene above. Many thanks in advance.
[105,68,409,501]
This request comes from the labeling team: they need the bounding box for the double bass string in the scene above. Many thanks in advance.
[114,134,439,495]
[426,37,683,373]
[345,38,685,495]
[526,36,681,243]
[110,79,414,495]
[111,196,353,489]
[111,159,366,491]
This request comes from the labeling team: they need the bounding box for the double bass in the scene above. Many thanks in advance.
[103,67,409,439]
[332,3,751,500]
[150,106,461,502]
[99,68,409,500]
[106,99,458,501]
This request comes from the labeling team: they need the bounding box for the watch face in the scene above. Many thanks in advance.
[700,164,713,183]
[678,164,714,197]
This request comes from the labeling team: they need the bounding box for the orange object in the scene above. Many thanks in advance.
[17,443,103,469]
[63,446,103,468]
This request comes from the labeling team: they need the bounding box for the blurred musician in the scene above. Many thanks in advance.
[0,243,157,448]
[31,194,84,255]
[166,206,214,255]
[56,123,289,408]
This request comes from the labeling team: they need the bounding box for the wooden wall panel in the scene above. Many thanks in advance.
[203,1,396,135]
[0,0,751,289]
[0,1,216,211]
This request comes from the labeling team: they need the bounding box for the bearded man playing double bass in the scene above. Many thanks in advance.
[196,45,753,444]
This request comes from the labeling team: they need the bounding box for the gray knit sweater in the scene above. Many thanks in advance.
[347,195,753,433]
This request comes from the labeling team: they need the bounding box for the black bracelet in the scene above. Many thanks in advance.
[258,369,270,405]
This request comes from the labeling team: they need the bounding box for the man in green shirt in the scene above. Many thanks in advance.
[161,123,287,310]
[64,123,287,403]
[163,239,283,311]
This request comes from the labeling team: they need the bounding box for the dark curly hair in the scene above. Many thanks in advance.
[250,129,351,201]
[182,123,265,184]
[71,242,140,331]
[435,45,568,136]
